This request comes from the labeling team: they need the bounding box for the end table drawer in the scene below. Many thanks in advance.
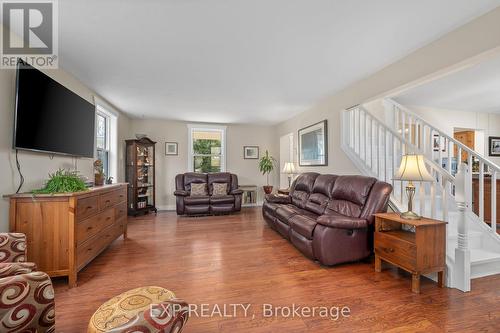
[375,232,416,270]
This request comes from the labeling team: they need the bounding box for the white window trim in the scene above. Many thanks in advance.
[187,124,227,172]
[94,101,118,182]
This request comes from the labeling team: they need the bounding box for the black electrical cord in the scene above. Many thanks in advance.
[15,149,24,194]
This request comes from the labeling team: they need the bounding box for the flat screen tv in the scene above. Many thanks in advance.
[13,60,95,158]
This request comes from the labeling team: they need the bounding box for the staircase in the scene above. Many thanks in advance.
[341,99,500,292]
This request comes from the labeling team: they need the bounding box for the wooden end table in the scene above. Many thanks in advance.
[374,213,447,293]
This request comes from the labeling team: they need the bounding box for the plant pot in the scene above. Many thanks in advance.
[263,185,273,194]
[94,173,104,186]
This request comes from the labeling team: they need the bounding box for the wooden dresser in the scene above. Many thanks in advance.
[374,213,447,293]
[8,184,127,287]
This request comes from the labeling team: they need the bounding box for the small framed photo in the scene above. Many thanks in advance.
[433,134,446,152]
[243,146,259,159]
[165,142,178,155]
[489,136,500,156]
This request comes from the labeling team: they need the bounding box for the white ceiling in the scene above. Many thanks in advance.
[395,55,500,114]
[56,0,500,124]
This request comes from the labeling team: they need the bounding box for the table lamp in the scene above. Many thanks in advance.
[393,154,434,220]
[282,162,296,188]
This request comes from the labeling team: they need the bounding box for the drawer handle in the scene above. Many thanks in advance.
[384,247,395,253]
[87,226,93,231]
[106,217,112,221]
[87,247,93,252]
[86,206,93,210]
[105,200,111,204]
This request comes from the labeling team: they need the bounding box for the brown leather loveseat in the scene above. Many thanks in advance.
[174,172,243,215]
[263,173,392,265]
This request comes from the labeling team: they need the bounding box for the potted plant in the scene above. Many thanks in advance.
[33,169,87,194]
[94,159,105,186]
[259,150,276,194]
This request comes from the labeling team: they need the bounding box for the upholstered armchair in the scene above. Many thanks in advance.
[0,233,55,332]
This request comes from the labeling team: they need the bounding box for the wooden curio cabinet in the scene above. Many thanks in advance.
[125,137,158,216]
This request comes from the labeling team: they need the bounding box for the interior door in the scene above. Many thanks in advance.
[454,130,475,162]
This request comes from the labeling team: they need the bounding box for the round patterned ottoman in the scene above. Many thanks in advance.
[88,286,189,333]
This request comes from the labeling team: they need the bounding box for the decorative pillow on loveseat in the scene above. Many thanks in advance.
[190,183,207,196]
[212,183,228,196]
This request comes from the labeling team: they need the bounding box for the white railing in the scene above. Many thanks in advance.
[385,98,499,237]
[341,105,454,222]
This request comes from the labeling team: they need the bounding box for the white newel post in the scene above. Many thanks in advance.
[453,163,471,292]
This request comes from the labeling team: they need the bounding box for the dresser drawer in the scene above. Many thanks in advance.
[116,187,127,204]
[375,232,416,270]
[76,208,114,246]
[76,196,99,220]
[77,224,116,270]
[115,202,127,221]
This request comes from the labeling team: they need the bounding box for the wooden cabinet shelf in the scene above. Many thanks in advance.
[125,137,157,216]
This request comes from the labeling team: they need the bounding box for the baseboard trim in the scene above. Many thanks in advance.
[157,203,263,211]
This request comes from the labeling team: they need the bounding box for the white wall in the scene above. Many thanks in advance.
[128,119,279,209]
[275,7,500,175]
[0,54,130,232]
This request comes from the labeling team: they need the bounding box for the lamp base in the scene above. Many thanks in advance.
[400,210,421,220]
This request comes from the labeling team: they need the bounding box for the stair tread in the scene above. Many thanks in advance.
[470,249,500,264]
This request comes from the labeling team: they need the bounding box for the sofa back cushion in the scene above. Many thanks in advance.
[305,175,337,215]
[290,173,319,209]
[183,173,208,192]
[325,175,377,217]
[208,173,232,195]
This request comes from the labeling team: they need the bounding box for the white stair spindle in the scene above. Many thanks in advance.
[479,161,484,221]
[492,171,497,234]
[454,163,471,292]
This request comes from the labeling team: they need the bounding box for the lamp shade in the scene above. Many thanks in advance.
[282,162,296,174]
[394,154,434,182]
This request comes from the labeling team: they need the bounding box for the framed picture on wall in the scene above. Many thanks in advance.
[299,120,328,166]
[165,142,178,155]
[489,136,500,156]
[432,134,447,152]
[243,146,259,159]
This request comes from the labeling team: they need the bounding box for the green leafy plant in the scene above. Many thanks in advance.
[259,150,277,186]
[33,169,87,194]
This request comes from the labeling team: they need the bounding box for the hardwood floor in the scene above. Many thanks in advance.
[53,208,500,332]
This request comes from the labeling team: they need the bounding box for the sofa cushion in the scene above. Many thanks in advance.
[210,195,235,205]
[184,196,210,205]
[263,201,281,215]
[275,205,302,223]
[290,215,318,239]
[183,173,208,191]
[290,173,319,209]
[208,173,231,195]
[190,183,208,196]
[331,175,376,206]
[305,193,329,215]
[325,200,362,218]
[212,183,228,196]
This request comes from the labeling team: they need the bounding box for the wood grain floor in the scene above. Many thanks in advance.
[53,208,500,332]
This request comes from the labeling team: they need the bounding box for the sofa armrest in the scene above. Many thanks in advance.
[317,214,368,229]
[0,233,26,263]
[265,194,291,204]
[230,189,243,195]
[174,190,189,197]
[0,262,37,278]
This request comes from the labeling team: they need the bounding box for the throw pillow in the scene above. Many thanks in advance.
[190,183,207,196]
[212,183,228,196]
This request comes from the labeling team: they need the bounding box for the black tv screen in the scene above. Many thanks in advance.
[14,60,95,158]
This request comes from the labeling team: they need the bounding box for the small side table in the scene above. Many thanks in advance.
[373,213,447,293]
[278,188,290,195]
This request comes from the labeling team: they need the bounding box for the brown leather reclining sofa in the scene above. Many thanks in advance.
[263,172,392,265]
[174,172,243,215]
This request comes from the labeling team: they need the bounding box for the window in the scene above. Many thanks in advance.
[188,125,226,173]
[96,111,110,178]
[95,103,118,181]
